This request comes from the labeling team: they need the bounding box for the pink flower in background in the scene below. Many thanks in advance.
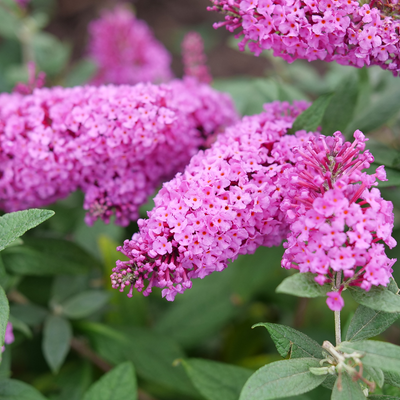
[0,78,237,226]
[182,32,212,84]
[112,100,315,301]
[281,131,396,311]
[88,6,173,85]
[2,322,14,352]
[209,0,400,76]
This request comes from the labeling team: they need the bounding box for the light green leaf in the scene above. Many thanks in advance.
[82,362,137,400]
[9,304,48,327]
[340,341,400,375]
[368,396,400,399]
[64,58,97,87]
[345,304,399,342]
[0,209,54,252]
[349,286,400,313]
[0,378,48,400]
[345,87,400,136]
[385,371,400,388]
[239,358,326,400]
[181,358,252,400]
[321,72,359,136]
[363,366,384,389]
[42,315,72,374]
[0,285,9,350]
[276,273,329,298]
[7,315,31,338]
[288,93,333,134]
[61,291,109,319]
[332,371,366,400]
[253,323,323,359]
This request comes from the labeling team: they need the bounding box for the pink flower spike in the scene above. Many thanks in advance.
[2,322,14,352]
[326,291,345,311]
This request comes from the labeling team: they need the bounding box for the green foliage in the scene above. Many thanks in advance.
[82,362,137,400]
[0,210,54,252]
[61,291,110,319]
[0,285,9,350]
[181,358,253,400]
[42,315,72,374]
[348,286,400,313]
[276,273,329,298]
[0,378,48,400]
[239,358,327,400]
[331,372,365,400]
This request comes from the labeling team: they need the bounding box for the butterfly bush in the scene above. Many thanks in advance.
[281,130,397,310]
[182,32,212,84]
[209,0,400,75]
[0,78,237,226]
[2,322,14,353]
[113,101,317,300]
[88,6,173,85]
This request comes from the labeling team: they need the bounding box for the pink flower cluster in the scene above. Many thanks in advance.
[2,322,14,353]
[87,6,173,85]
[281,130,396,310]
[0,78,237,226]
[209,0,400,75]
[182,32,212,84]
[113,101,314,300]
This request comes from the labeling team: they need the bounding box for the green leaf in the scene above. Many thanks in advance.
[276,273,329,298]
[377,167,400,188]
[331,371,366,400]
[82,362,137,400]
[9,304,48,327]
[0,285,9,350]
[345,304,399,342]
[42,315,72,374]
[344,87,400,137]
[340,341,400,375]
[0,378,48,400]
[368,396,400,399]
[181,358,252,400]
[0,209,54,252]
[385,371,400,388]
[365,140,400,170]
[349,286,400,313]
[253,323,323,359]
[64,58,97,87]
[2,237,97,276]
[288,93,333,134]
[7,315,31,338]
[239,358,326,400]
[61,291,109,319]
[321,72,359,136]
[363,366,385,389]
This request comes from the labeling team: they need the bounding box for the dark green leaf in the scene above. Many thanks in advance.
[321,72,359,136]
[288,93,333,134]
[79,322,198,397]
[0,378,48,400]
[181,358,253,400]
[253,323,323,359]
[42,315,72,374]
[3,237,97,276]
[61,291,109,319]
[366,140,400,170]
[346,305,399,342]
[345,87,400,137]
[332,371,366,400]
[368,396,400,399]
[0,209,54,252]
[9,304,48,327]
[239,358,326,400]
[349,286,400,313]
[276,273,329,298]
[82,362,137,400]
[0,285,9,350]
[340,341,400,375]
[7,315,31,338]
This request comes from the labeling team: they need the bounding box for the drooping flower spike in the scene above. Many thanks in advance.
[281,130,397,310]
[209,0,400,75]
[0,78,237,226]
[88,6,173,85]
[113,101,315,300]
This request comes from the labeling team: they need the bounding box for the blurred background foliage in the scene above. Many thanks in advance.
[1,0,400,399]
